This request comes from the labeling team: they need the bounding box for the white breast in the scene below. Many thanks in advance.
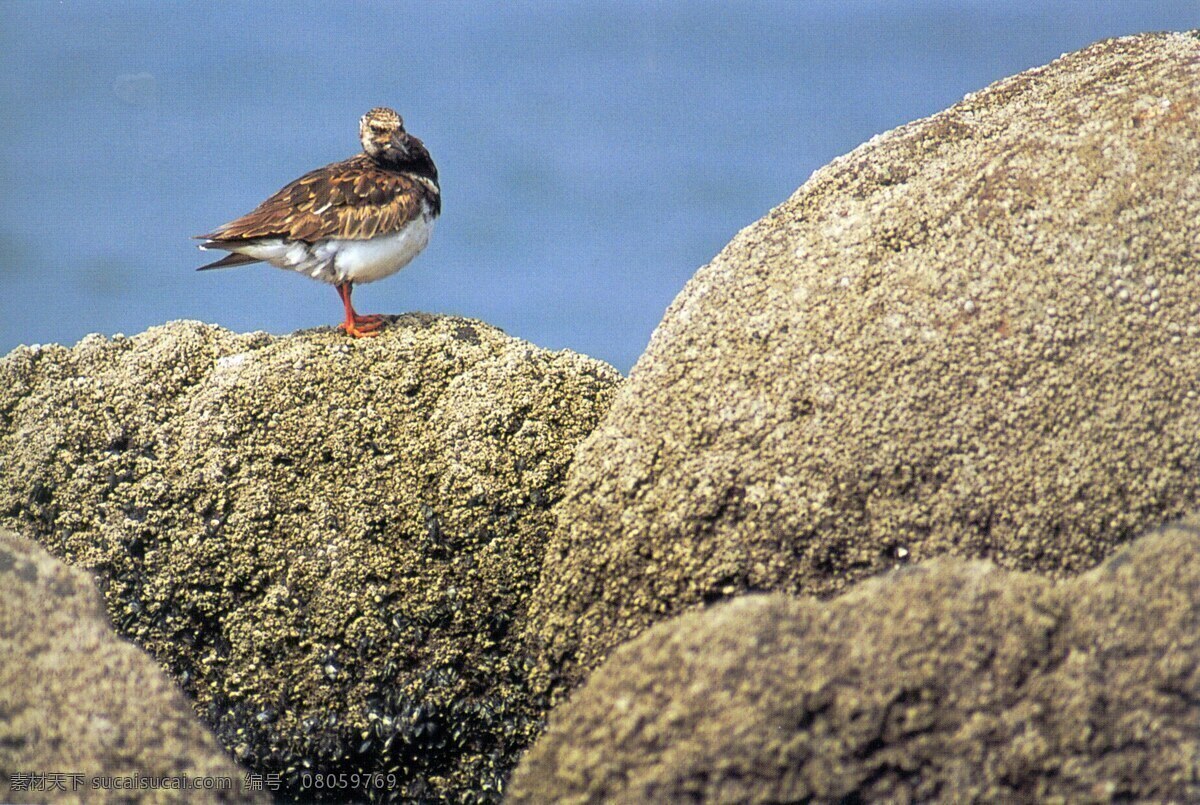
[226,207,435,286]
[328,212,435,285]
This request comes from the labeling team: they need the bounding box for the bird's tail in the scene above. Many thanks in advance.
[196,244,261,271]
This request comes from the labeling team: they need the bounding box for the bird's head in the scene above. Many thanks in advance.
[359,107,409,161]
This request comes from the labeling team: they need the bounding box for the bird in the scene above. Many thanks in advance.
[196,107,440,337]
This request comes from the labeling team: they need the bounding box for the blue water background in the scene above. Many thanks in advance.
[2,1,1197,373]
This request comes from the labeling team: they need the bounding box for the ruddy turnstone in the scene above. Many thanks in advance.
[196,107,440,337]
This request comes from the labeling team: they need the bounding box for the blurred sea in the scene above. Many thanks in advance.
[1,1,1196,373]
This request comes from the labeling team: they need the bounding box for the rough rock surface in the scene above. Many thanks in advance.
[511,517,1200,803]
[0,315,620,802]
[526,32,1200,692]
[0,531,265,804]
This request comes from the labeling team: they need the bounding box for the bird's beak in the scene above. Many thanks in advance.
[389,134,410,158]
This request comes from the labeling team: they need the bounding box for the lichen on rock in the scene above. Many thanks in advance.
[0,315,620,801]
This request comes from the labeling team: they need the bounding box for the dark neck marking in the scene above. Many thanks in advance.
[372,139,439,186]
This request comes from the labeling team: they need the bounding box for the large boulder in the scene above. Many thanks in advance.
[526,31,1200,692]
[0,316,620,801]
[0,531,266,804]
[510,517,1200,802]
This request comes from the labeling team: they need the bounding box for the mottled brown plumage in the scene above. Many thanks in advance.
[195,107,440,338]
[197,147,439,245]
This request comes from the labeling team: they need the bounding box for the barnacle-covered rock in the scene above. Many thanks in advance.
[526,31,1200,695]
[0,531,266,804]
[511,517,1200,802]
[0,315,620,802]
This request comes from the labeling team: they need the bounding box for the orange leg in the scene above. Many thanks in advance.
[335,283,385,338]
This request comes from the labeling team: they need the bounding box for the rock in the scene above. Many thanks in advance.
[0,316,620,802]
[0,531,265,804]
[526,32,1200,692]
[510,517,1200,803]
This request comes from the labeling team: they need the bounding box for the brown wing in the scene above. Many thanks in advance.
[197,154,434,243]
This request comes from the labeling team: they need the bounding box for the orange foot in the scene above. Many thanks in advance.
[339,315,386,338]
